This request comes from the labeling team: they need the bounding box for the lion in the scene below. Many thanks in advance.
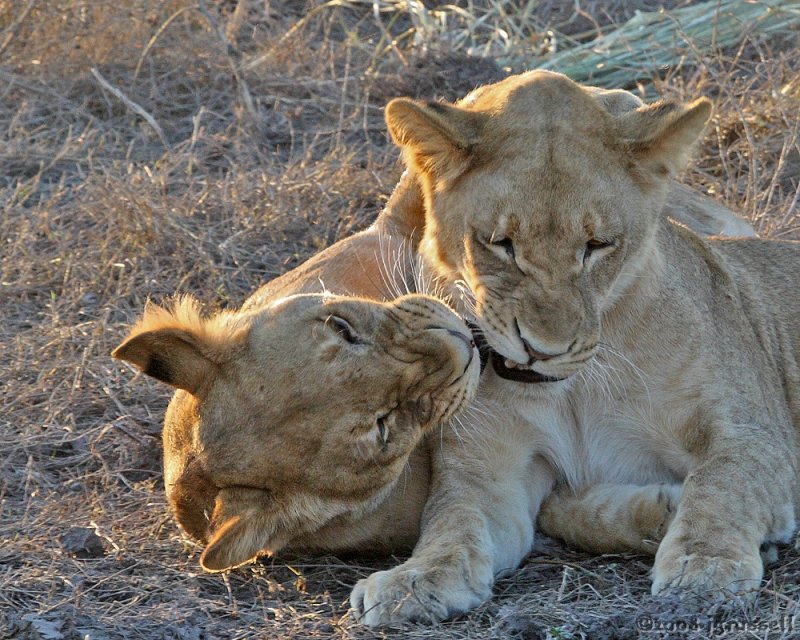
[344,69,800,625]
[112,78,759,624]
[112,289,481,570]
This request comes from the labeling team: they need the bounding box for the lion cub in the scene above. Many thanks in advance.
[113,76,763,626]
[114,228,659,583]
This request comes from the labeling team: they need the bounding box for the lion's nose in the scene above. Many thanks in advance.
[423,325,475,378]
[425,325,475,351]
[521,336,556,361]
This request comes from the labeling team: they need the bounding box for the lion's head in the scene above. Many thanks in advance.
[385,70,711,381]
[113,292,479,570]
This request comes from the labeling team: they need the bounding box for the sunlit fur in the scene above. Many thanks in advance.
[114,282,480,572]
[352,68,800,626]
[114,73,765,627]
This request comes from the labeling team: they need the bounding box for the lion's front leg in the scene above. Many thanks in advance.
[652,438,796,600]
[350,430,554,626]
[349,510,496,626]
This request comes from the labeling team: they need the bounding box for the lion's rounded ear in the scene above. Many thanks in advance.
[113,327,216,394]
[112,297,238,394]
[586,87,643,116]
[617,98,712,179]
[200,488,276,572]
[200,515,262,572]
[385,98,485,182]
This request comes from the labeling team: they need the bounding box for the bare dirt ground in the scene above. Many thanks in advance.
[1,1,799,638]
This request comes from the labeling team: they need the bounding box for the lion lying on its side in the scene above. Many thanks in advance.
[113,79,757,623]
[113,289,481,570]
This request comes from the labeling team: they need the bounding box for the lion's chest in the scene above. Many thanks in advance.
[568,406,691,487]
[492,377,696,490]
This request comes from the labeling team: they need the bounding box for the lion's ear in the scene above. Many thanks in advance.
[112,297,234,394]
[200,515,266,571]
[200,488,275,572]
[618,98,712,179]
[385,98,484,182]
[587,87,643,116]
[113,327,216,393]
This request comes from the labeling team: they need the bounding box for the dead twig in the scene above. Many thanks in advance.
[0,0,37,59]
[133,5,196,82]
[89,67,171,151]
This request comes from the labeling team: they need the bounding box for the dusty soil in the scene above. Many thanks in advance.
[1,1,798,638]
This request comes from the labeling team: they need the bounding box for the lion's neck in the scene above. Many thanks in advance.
[374,170,426,247]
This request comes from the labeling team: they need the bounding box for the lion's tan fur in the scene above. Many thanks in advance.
[113,74,765,626]
[114,285,480,571]
[346,69,800,625]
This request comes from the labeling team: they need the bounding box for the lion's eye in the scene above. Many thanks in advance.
[583,238,615,263]
[490,237,515,259]
[328,315,359,344]
[377,415,389,444]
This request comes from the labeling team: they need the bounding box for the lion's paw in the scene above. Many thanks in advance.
[652,549,762,601]
[350,562,491,626]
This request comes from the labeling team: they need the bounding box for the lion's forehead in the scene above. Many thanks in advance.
[451,150,623,235]
[493,120,623,175]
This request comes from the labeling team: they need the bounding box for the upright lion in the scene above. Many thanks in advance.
[347,69,800,625]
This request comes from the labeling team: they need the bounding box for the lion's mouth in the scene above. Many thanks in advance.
[467,322,567,384]
[489,351,566,383]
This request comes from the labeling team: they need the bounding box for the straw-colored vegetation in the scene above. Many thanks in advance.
[1,1,798,638]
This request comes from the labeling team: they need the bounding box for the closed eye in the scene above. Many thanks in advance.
[490,237,515,259]
[326,315,360,344]
[583,238,615,263]
[377,414,389,444]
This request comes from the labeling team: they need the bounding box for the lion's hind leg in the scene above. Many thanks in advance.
[538,483,681,555]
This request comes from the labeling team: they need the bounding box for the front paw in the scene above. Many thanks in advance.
[350,561,492,626]
[652,546,763,600]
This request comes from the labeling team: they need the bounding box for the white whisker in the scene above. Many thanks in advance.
[458,410,503,447]
[597,342,653,410]
[461,399,495,421]
[448,414,469,449]
[375,233,400,300]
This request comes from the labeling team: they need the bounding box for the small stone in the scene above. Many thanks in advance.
[60,526,106,559]
[81,292,99,306]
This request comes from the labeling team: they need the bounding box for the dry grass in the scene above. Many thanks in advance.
[1,1,798,639]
